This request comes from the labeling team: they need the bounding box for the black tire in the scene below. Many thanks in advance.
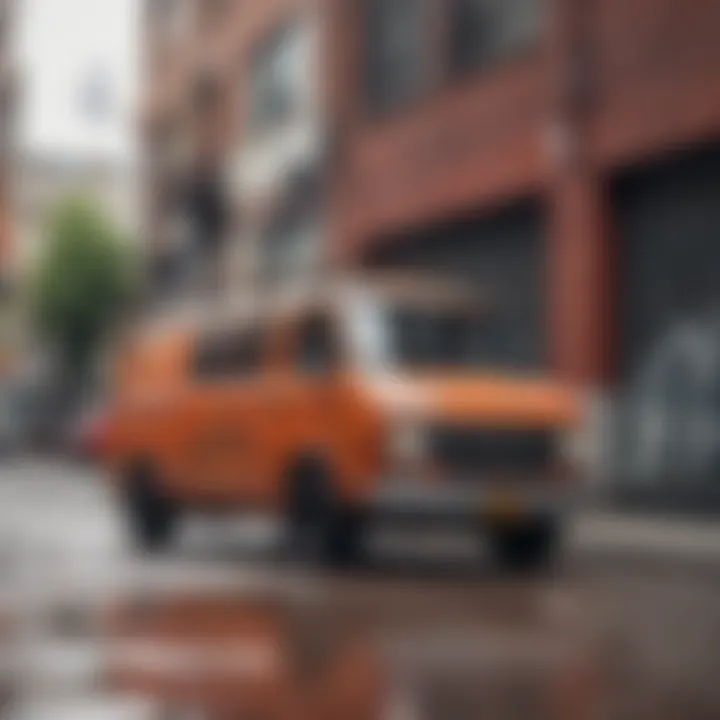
[286,461,365,568]
[125,465,178,552]
[489,517,561,573]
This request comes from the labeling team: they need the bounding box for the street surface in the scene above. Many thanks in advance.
[1,460,720,719]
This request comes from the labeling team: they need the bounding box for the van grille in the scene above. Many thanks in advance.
[429,427,555,477]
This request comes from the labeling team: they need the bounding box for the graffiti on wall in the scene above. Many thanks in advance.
[621,312,720,485]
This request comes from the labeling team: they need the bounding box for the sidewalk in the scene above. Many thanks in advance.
[571,510,720,566]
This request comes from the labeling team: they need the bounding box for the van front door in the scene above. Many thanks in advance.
[183,326,265,504]
[210,326,267,503]
[277,311,349,499]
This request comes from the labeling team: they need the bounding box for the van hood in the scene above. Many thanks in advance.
[362,372,580,428]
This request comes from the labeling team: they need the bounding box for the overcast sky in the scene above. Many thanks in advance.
[18,0,139,163]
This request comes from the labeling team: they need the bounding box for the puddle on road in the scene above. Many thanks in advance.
[2,565,720,719]
[103,580,600,720]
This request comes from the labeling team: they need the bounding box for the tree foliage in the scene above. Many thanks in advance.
[31,197,136,374]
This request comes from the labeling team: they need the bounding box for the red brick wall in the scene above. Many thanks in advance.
[338,56,554,258]
[330,0,720,385]
[590,0,720,168]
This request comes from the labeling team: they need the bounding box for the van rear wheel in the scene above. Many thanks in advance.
[125,467,178,553]
[286,462,365,568]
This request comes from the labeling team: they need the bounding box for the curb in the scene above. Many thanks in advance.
[570,511,720,567]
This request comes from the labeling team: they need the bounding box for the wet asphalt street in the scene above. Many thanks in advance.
[1,460,720,719]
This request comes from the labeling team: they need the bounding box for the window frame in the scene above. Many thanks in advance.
[364,0,438,118]
[262,197,322,285]
[447,0,545,80]
[247,18,306,136]
[362,0,546,119]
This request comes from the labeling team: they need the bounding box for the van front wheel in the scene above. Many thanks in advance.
[124,467,178,553]
[489,518,560,573]
[286,463,365,568]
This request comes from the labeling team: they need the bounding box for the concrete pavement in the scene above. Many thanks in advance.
[1,459,719,566]
[572,510,720,565]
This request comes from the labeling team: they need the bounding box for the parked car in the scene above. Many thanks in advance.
[106,275,581,569]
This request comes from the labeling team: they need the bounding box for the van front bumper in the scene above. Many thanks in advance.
[365,476,580,523]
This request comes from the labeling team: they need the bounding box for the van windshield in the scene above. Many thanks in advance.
[348,296,490,372]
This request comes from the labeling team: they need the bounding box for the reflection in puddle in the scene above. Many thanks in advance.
[7,567,720,719]
[103,581,600,720]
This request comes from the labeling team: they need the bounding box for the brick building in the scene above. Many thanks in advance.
[329,0,720,504]
[142,0,720,505]
[141,0,236,297]
[141,0,325,300]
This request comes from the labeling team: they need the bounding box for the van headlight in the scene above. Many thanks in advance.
[390,423,429,468]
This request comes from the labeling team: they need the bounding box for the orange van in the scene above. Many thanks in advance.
[107,275,581,569]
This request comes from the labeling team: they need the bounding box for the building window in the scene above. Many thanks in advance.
[365,0,434,115]
[261,168,322,283]
[449,0,542,77]
[263,214,319,284]
[249,23,305,134]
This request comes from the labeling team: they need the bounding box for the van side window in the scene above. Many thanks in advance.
[295,313,339,376]
[193,333,227,379]
[225,327,265,376]
[193,327,265,379]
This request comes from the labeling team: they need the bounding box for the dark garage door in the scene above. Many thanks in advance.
[367,200,546,370]
[613,144,720,510]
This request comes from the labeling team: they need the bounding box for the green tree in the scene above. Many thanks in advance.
[30,197,137,404]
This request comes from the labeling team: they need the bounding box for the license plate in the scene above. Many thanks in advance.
[485,490,524,522]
